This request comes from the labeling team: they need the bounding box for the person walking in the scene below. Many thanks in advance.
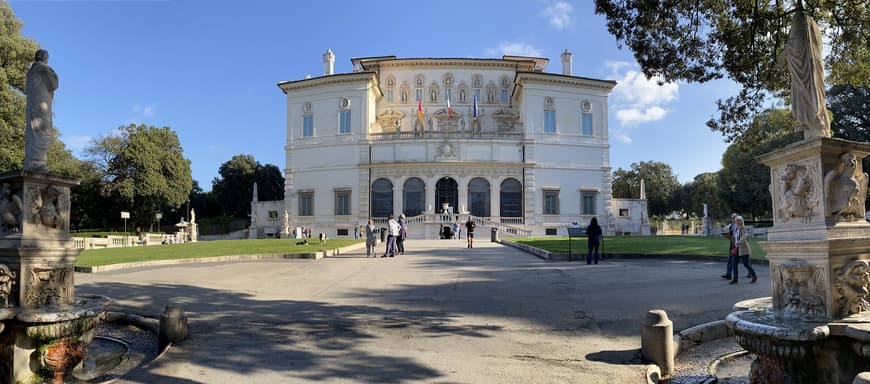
[397,214,408,255]
[383,214,400,257]
[729,215,758,284]
[465,216,476,248]
[365,219,378,257]
[721,213,738,280]
[586,217,603,265]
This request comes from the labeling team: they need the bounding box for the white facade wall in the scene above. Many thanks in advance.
[266,55,627,239]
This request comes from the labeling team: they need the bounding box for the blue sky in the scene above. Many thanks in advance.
[10,0,737,189]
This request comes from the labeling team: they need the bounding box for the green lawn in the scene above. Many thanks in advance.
[77,238,364,267]
[513,235,767,259]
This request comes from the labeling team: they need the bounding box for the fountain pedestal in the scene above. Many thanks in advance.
[0,170,107,384]
[726,137,870,384]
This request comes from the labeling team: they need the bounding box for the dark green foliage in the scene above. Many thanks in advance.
[85,124,193,227]
[612,161,680,216]
[718,109,803,219]
[595,0,870,142]
[211,154,284,220]
[828,85,870,142]
[0,2,39,171]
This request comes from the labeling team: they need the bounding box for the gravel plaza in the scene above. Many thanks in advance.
[76,239,770,384]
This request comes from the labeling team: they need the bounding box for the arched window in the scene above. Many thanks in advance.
[371,178,393,218]
[402,177,425,216]
[468,177,491,217]
[500,178,522,218]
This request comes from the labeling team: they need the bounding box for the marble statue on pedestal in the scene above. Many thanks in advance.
[24,49,59,171]
[782,12,830,138]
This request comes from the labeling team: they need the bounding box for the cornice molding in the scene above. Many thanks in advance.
[370,59,536,72]
[277,72,379,94]
[516,72,617,92]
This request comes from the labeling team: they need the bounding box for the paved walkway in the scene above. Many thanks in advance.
[75,239,770,384]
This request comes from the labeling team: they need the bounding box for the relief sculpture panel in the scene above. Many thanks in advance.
[775,261,826,317]
[834,260,870,317]
[775,161,820,223]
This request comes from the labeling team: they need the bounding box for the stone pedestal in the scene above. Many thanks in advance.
[0,170,107,384]
[725,137,870,384]
[757,137,870,319]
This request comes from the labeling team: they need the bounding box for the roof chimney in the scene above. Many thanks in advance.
[560,49,572,76]
[323,48,335,76]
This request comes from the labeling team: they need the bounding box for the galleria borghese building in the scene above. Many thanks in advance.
[249,50,649,239]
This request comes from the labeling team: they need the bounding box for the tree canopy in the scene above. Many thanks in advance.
[594,0,870,142]
[612,161,680,216]
[211,154,284,219]
[718,108,803,218]
[85,124,192,227]
[828,85,870,142]
[1,3,38,171]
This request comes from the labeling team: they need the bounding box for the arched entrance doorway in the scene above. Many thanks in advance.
[435,177,458,214]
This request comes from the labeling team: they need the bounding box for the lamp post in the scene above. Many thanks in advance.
[121,211,130,247]
[155,213,162,233]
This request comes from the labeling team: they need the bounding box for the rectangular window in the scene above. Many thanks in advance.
[339,111,351,134]
[545,228,558,236]
[302,115,314,137]
[474,89,481,101]
[335,190,351,215]
[619,208,630,217]
[501,89,509,102]
[544,110,556,134]
[581,113,593,136]
[582,191,597,215]
[386,90,394,102]
[268,211,279,220]
[416,89,423,102]
[337,228,349,236]
[299,192,314,216]
[543,190,560,215]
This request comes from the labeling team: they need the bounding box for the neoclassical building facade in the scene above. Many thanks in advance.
[255,51,638,239]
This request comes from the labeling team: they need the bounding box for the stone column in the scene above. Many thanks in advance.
[491,176,501,221]
[392,176,402,217]
[457,176,468,216]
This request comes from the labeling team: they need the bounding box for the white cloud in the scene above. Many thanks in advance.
[132,104,156,117]
[611,130,633,144]
[541,1,573,30]
[61,135,93,152]
[608,62,679,126]
[616,107,668,126]
[485,41,544,58]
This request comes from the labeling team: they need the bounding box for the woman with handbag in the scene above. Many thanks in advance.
[729,216,757,284]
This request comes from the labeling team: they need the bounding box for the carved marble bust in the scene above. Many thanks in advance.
[824,152,868,222]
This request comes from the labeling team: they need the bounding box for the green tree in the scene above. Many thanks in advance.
[687,172,728,219]
[612,161,680,216]
[594,1,870,142]
[718,109,803,218]
[85,124,192,227]
[828,85,870,142]
[0,3,39,171]
[211,154,284,219]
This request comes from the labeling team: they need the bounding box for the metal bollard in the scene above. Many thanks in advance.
[854,372,870,384]
[159,305,189,349]
[641,309,674,378]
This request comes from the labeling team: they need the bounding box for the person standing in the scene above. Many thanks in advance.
[383,214,400,257]
[453,219,461,240]
[365,219,378,257]
[729,216,758,284]
[397,214,408,255]
[465,216,476,248]
[586,217,603,264]
[721,213,738,280]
